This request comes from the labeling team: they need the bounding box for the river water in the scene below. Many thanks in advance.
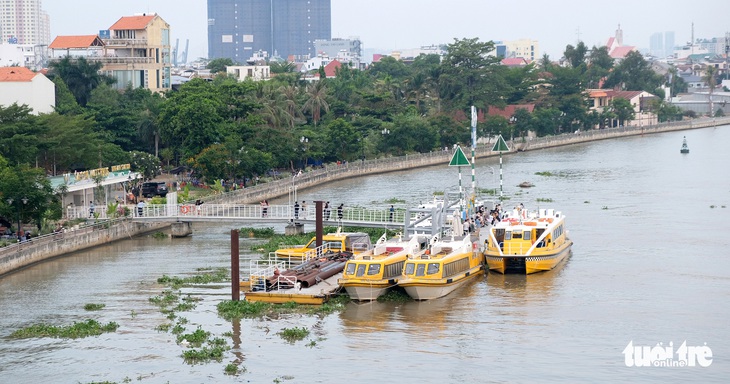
[1,126,729,383]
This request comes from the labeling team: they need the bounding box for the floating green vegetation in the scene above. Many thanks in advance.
[602,206,609,210]
[155,323,172,332]
[157,268,229,289]
[224,363,241,375]
[278,327,310,343]
[177,327,210,347]
[584,200,590,204]
[150,231,168,239]
[498,196,511,201]
[432,191,445,196]
[217,300,274,320]
[378,288,412,303]
[306,340,318,348]
[535,171,555,176]
[240,227,276,238]
[149,289,181,307]
[478,188,497,195]
[384,197,406,204]
[710,205,716,208]
[84,303,106,311]
[536,198,554,203]
[182,344,228,364]
[10,319,119,339]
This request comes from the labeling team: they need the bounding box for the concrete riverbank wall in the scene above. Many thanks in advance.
[208,117,730,205]
[0,220,169,277]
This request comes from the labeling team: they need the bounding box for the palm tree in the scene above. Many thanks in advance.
[48,56,107,106]
[280,84,303,129]
[303,81,329,126]
[703,65,718,116]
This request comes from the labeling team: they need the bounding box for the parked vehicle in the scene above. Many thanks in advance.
[141,182,168,198]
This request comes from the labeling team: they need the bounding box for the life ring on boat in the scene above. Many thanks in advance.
[180,205,191,214]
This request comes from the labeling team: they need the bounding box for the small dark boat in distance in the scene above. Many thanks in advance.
[680,136,689,154]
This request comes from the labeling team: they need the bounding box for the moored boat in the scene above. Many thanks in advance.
[484,208,572,274]
[398,234,485,300]
[338,233,430,301]
[274,229,371,261]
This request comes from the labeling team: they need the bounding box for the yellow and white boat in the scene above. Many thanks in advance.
[485,208,572,274]
[338,233,430,301]
[398,235,485,300]
[274,229,372,260]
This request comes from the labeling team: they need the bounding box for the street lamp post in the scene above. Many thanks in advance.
[6,197,28,241]
[300,136,309,170]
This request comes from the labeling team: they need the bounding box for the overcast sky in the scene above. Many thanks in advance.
[43,0,728,62]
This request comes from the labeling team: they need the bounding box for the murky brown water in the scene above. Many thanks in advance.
[2,127,729,383]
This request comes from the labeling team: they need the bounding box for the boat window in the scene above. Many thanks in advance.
[345,263,356,275]
[367,264,381,275]
[427,263,440,275]
[415,264,426,276]
[405,263,415,275]
[505,231,512,240]
[356,264,366,277]
[523,231,531,240]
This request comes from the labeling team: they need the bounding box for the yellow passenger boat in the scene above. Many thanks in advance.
[398,235,485,300]
[274,229,372,260]
[484,208,572,274]
[338,233,430,301]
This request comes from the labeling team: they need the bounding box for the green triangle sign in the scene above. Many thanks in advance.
[449,146,470,166]
[491,135,510,152]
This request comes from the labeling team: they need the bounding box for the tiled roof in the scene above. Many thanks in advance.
[323,60,342,78]
[609,46,636,59]
[109,15,155,30]
[0,66,38,82]
[604,90,644,100]
[49,35,104,49]
[501,57,529,67]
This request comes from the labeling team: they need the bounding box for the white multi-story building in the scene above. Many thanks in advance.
[0,0,50,45]
[0,66,55,114]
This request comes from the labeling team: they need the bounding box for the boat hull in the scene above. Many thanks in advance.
[341,283,391,301]
[486,240,572,274]
[399,266,484,300]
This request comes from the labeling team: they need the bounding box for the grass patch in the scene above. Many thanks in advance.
[240,227,276,238]
[224,363,241,375]
[182,345,227,364]
[11,319,119,339]
[84,303,106,311]
[278,327,309,343]
[384,198,406,204]
[157,268,229,289]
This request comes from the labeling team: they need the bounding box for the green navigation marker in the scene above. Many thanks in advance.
[492,135,510,152]
[449,146,470,166]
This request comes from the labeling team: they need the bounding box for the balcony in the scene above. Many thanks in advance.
[102,38,149,47]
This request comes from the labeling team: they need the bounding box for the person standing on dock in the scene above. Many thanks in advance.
[294,201,300,219]
[88,201,95,218]
[337,204,344,221]
[324,202,330,220]
[389,205,395,222]
[301,201,308,219]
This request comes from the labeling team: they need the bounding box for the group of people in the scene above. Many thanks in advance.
[286,201,345,221]
[458,203,509,235]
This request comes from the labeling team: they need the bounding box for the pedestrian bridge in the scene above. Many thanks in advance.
[67,201,458,236]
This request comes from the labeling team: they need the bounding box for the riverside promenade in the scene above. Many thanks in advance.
[207,116,730,205]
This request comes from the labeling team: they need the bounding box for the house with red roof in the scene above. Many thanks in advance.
[501,58,530,67]
[0,66,55,114]
[47,13,171,92]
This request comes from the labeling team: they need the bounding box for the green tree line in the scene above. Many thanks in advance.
[0,37,700,230]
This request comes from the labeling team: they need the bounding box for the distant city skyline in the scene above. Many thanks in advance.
[40,0,729,63]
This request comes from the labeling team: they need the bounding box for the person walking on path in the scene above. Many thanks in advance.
[389,205,395,222]
[294,201,300,219]
[89,201,95,218]
[261,200,269,217]
[301,201,308,219]
[324,202,330,220]
[337,204,344,221]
